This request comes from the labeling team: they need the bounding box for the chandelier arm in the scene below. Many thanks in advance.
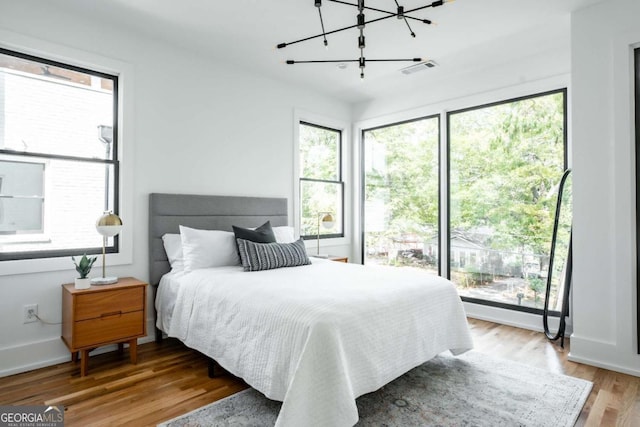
[277,13,404,49]
[278,22,358,48]
[366,58,423,62]
[404,16,433,24]
[403,1,447,16]
[394,0,416,37]
[402,17,416,37]
[287,58,421,64]
[327,0,431,23]
[318,7,329,46]
[286,59,360,64]
[330,0,446,16]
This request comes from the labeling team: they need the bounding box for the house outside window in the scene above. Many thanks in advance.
[0,48,119,261]
[298,121,344,240]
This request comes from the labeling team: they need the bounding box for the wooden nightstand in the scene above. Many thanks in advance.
[61,277,147,376]
[328,256,348,263]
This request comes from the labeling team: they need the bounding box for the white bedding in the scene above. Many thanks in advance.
[155,269,186,333]
[158,258,473,427]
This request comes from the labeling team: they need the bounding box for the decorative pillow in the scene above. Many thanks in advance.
[162,233,184,271]
[237,238,311,272]
[273,226,296,243]
[232,221,276,245]
[179,225,240,272]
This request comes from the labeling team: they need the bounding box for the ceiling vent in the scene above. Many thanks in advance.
[400,60,437,75]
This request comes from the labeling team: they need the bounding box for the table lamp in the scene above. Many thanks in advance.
[91,211,123,285]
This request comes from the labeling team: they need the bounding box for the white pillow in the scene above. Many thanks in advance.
[162,233,184,271]
[179,225,240,271]
[273,226,296,243]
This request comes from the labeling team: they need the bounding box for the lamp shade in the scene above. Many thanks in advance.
[96,212,122,237]
[321,213,335,229]
[91,212,123,285]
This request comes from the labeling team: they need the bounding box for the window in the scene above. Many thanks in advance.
[448,89,566,311]
[299,121,344,239]
[362,116,440,274]
[359,89,567,315]
[0,48,118,261]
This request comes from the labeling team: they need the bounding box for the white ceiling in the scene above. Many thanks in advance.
[47,0,603,103]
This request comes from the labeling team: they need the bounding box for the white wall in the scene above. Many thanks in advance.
[353,13,571,120]
[569,0,640,376]
[0,1,351,376]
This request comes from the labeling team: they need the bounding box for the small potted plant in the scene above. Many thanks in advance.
[72,254,97,289]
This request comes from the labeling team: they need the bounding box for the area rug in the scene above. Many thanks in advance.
[158,351,592,427]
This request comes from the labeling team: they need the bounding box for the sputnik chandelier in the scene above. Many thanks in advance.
[277,0,452,79]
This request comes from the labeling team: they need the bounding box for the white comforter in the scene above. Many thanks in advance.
[162,259,473,427]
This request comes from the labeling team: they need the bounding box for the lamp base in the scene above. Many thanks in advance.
[91,276,119,285]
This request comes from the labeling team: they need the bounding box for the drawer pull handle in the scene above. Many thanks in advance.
[100,311,122,318]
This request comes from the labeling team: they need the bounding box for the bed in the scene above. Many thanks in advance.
[149,193,473,427]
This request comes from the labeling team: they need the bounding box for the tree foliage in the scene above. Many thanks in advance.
[363,92,565,265]
[450,93,565,256]
[364,117,439,238]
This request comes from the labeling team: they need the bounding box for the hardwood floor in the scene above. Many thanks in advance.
[1,318,639,426]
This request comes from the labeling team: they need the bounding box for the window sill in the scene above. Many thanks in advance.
[0,250,133,277]
[304,236,350,250]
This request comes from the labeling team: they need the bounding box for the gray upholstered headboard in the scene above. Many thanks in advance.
[149,193,288,286]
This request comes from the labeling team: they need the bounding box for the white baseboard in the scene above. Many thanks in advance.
[567,353,640,377]
[569,335,640,377]
[0,318,158,378]
[0,338,71,378]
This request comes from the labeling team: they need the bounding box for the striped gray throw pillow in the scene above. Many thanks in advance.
[237,238,311,272]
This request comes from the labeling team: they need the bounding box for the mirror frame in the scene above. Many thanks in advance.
[634,47,640,353]
[543,168,572,346]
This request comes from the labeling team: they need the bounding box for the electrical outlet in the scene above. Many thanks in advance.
[23,304,38,324]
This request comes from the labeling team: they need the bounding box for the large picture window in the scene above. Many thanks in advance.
[299,122,344,240]
[360,89,567,315]
[362,116,440,274]
[448,89,567,311]
[0,48,119,260]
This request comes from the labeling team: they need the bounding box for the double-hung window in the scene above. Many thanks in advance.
[0,48,119,261]
[298,121,344,240]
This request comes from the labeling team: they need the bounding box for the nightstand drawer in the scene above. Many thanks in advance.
[74,311,144,349]
[75,287,144,321]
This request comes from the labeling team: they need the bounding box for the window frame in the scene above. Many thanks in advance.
[446,88,568,316]
[356,87,567,318]
[0,47,120,261]
[0,31,133,276]
[298,120,345,240]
